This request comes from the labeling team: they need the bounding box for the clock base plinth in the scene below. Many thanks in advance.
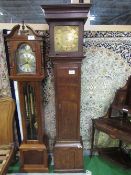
[20,143,48,173]
[54,140,84,173]
[20,165,48,173]
[54,168,83,173]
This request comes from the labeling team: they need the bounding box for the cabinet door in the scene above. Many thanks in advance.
[55,63,81,140]
[54,147,83,170]
[58,100,78,139]
[54,148,75,169]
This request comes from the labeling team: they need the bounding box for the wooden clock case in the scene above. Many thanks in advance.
[42,4,90,173]
[6,25,48,172]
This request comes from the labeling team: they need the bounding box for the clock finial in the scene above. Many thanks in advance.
[22,20,25,31]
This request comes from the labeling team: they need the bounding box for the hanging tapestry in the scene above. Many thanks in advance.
[43,31,131,150]
[82,32,131,149]
[0,30,11,97]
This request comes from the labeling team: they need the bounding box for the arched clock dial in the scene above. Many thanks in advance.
[17,44,36,73]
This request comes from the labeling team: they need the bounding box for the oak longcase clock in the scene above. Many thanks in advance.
[42,4,90,173]
[6,24,48,173]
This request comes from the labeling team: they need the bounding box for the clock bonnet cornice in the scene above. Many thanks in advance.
[42,3,90,173]
[41,4,90,21]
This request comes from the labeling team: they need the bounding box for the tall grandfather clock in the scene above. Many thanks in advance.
[42,4,90,172]
[6,24,48,172]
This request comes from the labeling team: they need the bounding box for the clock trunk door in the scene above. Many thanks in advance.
[55,63,81,140]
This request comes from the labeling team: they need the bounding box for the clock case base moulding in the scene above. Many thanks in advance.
[54,139,83,173]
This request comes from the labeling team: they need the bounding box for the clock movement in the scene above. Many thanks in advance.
[42,4,90,173]
[6,24,48,172]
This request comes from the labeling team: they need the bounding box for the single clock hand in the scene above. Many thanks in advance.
[20,61,29,66]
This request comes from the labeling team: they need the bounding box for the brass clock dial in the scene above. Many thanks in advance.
[17,44,36,73]
[54,26,79,52]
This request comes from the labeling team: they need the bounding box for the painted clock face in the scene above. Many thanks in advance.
[54,25,79,52]
[16,44,36,73]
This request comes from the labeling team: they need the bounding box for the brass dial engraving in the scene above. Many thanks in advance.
[54,26,79,52]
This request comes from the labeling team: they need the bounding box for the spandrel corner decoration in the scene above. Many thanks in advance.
[5,24,48,173]
[42,3,91,173]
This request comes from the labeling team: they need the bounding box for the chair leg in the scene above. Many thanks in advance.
[119,140,122,149]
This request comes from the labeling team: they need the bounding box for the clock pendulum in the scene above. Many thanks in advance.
[42,3,91,173]
[5,24,48,172]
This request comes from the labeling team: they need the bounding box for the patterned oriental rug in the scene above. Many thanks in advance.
[1,30,131,150]
[43,31,131,150]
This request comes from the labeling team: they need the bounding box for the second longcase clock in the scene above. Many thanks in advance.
[6,25,48,172]
[42,4,90,172]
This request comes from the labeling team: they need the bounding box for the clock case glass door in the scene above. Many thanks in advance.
[23,83,38,140]
[16,43,36,74]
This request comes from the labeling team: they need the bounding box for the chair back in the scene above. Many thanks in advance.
[0,97,15,145]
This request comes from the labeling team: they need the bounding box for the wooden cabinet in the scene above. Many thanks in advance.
[54,147,83,171]
[20,143,48,172]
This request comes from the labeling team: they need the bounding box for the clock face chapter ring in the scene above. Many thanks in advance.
[16,44,36,73]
